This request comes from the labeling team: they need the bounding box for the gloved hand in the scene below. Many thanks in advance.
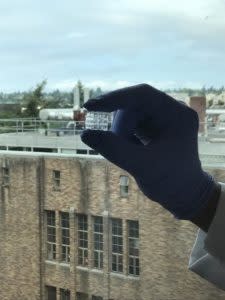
[80,84,217,220]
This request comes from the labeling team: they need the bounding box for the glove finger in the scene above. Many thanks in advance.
[82,83,150,112]
[80,129,145,174]
[83,84,185,113]
[83,84,191,135]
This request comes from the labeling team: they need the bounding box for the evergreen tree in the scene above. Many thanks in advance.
[22,80,47,117]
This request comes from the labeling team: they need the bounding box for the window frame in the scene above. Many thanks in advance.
[60,288,71,300]
[46,210,57,261]
[76,292,89,300]
[60,212,70,263]
[46,285,57,300]
[77,214,88,267]
[127,220,140,276]
[119,175,129,197]
[93,216,103,269]
[52,169,61,191]
[92,296,103,300]
[2,166,10,186]
[111,218,123,273]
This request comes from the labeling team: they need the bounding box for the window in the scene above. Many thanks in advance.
[76,292,89,300]
[77,214,88,266]
[2,166,10,186]
[53,170,60,190]
[92,296,103,300]
[46,285,56,300]
[46,211,56,260]
[60,288,70,300]
[93,216,103,269]
[128,220,139,276]
[119,175,129,197]
[111,218,123,273]
[60,212,70,263]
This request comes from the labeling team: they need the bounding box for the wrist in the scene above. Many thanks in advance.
[190,181,221,233]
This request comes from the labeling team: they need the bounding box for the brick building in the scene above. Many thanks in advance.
[1,153,225,299]
[189,96,206,134]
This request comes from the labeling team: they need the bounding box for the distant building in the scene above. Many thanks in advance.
[167,92,189,103]
[189,96,206,134]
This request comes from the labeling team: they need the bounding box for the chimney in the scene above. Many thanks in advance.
[189,96,206,134]
[83,88,90,104]
[73,84,87,123]
[73,86,80,110]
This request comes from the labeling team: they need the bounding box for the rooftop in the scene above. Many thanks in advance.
[0,118,225,168]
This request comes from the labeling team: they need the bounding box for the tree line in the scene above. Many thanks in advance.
[1,81,225,118]
[0,80,104,118]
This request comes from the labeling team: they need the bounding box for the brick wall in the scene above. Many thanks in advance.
[189,96,206,134]
[0,156,41,300]
[1,155,225,299]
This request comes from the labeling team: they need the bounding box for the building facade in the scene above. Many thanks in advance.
[1,154,225,300]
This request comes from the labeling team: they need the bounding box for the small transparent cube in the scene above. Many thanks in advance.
[85,112,113,131]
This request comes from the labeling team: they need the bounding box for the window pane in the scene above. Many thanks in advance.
[53,170,60,179]
[94,251,99,268]
[62,228,70,237]
[46,285,56,300]
[129,265,134,275]
[77,292,89,300]
[2,167,10,185]
[136,266,140,276]
[93,216,103,269]
[112,263,117,271]
[61,212,70,228]
[47,243,56,260]
[120,185,128,195]
[62,237,70,245]
[78,215,88,230]
[128,220,140,276]
[111,218,123,273]
[128,221,139,238]
[100,252,103,269]
[120,175,129,185]
[47,211,55,226]
[60,289,70,300]
[92,296,103,300]
[52,170,61,189]
[47,226,56,236]
[78,249,83,265]
[77,214,88,266]
[46,211,56,261]
[118,263,123,273]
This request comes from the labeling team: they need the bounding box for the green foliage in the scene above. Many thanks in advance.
[3,82,225,116]
[164,85,225,96]
[22,80,47,117]
[90,86,103,98]
[218,100,225,106]
[207,99,213,108]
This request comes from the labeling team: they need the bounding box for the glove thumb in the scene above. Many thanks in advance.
[80,129,140,174]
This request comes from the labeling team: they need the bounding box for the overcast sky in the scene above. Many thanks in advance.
[1,0,225,92]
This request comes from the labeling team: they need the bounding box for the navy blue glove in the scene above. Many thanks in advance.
[80,84,217,220]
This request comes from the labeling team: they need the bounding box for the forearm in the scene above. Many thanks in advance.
[190,182,221,233]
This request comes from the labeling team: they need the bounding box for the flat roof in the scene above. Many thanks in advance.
[0,132,90,150]
[0,150,103,159]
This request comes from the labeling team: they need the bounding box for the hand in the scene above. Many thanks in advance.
[80,84,217,220]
